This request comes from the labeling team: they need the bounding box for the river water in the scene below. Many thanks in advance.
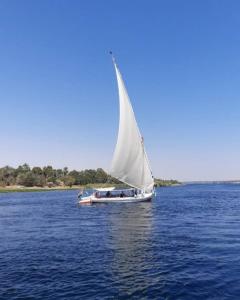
[0,184,240,299]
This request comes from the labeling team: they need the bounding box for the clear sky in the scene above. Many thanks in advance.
[0,0,240,181]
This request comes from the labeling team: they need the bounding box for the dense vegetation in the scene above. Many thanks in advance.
[0,164,180,188]
[0,164,119,188]
[154,178,180,187]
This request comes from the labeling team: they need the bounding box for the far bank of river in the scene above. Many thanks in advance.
[0,182,181,193]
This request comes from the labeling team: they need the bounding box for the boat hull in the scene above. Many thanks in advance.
[79,192,153,204]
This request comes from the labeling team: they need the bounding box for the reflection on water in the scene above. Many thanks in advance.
[108,203,153,297]
[1,185,240,299]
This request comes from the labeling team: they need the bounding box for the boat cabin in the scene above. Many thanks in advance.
[93,187,139,199]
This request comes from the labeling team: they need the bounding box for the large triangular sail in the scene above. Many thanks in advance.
[110,57,154,192]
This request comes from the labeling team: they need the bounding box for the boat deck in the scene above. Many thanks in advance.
[79,193,153,204]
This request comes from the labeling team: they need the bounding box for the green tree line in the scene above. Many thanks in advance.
[154,178,180,187]
[0,164,119,188]
[0,164,180,188]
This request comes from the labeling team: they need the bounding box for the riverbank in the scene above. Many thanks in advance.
[0,187,75,193]
[0,183,126,193]
[0,165,181,193]
[0,181,181,193]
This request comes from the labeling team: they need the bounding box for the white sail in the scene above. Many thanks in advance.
[110,60,154,192]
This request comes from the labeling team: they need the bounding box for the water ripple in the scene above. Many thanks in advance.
[1,184,240,299]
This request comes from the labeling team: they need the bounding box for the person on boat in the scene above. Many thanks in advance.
[95,192,100,198]
[106,191,111,197]
[78,189,84,199]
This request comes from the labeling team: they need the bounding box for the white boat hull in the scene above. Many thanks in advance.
[79,192,153,204]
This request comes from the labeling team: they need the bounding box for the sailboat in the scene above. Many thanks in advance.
[79,54,154,204]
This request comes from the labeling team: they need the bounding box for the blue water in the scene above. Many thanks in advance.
[1,184,240,299]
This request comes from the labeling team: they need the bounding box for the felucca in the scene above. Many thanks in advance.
[79,54,154,204]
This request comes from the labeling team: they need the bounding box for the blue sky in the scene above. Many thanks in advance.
[0,0,240,181]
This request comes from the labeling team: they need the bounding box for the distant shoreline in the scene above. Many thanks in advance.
[183,181,240,184]
[0,164,181,193]
[0,183,115,193]
[0,182,181,193]
[0,186,78,193]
